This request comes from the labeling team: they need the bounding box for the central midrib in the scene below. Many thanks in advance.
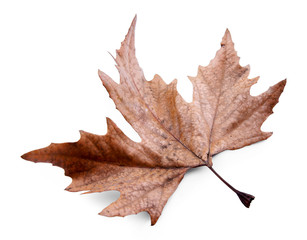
[206,48,227,158]
[128,70,206,165]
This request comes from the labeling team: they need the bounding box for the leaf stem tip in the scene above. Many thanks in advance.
[236,191,255,208]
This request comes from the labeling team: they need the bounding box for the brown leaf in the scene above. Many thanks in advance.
[22,16,286,225]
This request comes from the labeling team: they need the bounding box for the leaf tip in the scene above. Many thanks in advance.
[20,153,28,160]
[21,151,40,163]
[149,213,159,226]
[98,69,106,79]
[151,219,158,226]
[127,14,137,36]
[281,78,287,88]
[221,28,232,47]
[275,79,287,94]
[99,208,113,218]
[133,14,137,23]
[64,186,72,191]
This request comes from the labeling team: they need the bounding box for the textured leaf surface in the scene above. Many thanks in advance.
[22,16,286,225]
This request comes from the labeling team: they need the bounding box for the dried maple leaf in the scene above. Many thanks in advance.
[22,16,286,225]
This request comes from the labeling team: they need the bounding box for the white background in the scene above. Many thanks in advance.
[1,0,306,239]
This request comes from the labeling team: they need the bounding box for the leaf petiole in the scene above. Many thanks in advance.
[208,166,255,208]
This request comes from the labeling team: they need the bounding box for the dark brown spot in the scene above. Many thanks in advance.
[161,134,167,139]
